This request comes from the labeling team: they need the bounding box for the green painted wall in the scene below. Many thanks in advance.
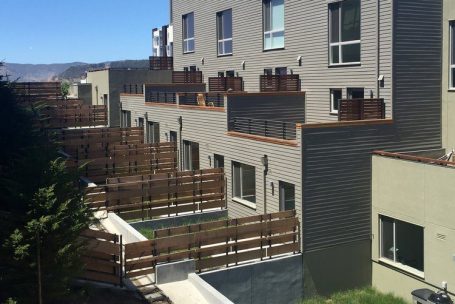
[443,0,455,150]
[372,155,455,300]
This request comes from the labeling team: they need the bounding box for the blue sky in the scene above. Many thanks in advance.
[1,0,169,64]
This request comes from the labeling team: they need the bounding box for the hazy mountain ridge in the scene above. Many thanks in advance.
[3,60,150,82]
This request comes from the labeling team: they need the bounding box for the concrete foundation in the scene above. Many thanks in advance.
[156,260,195,284]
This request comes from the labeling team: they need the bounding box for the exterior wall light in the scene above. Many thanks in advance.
[241,61,246,70]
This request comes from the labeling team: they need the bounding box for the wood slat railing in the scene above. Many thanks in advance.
[338,98,385,121]
[172,71,203,84]
[259,75,301,92]
[149,56,173,70]
[208,77,243,92]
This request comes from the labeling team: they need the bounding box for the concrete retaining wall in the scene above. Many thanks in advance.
[200,254,303,304]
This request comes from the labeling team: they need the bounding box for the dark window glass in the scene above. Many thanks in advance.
[341,0,361,41]
[226,70,235,77]
[347,88,364,99]
[169,131,177,142]
[275,67,287,75]
[214,154,224,168]
[331,89,342,112]
[342,43,361,63]
[279,181,295,211]
[329,2,340,43]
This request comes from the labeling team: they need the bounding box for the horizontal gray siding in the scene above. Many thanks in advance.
[121,95,302,223]
[172,0,393,123]
[227,94,305,123]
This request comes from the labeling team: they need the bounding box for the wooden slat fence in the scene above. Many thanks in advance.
[259,75,301,92]
[12,82,62,104]
[85,168,226,219]
[41,105,108,129]
[69,142,178,183]
[58,127,145,156]
[338,98,385,121]
[79,229,123,286]
[123,210,300,279]
[208,77,243,92]
[172,71,203,84]
[149,56,173,70]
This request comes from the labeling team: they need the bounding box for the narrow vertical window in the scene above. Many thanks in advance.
[450,22,455,88]
[217,9,233,56]
[330,89,342,114]
[329,0,361,64]
[232,162,256,205]
[279,181,295,211]
[263,0,285,50]
[183,12,195,53]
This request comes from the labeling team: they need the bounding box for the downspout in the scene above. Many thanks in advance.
[376,0,381,98]
[178,116,183,171]
[261,155,269,214]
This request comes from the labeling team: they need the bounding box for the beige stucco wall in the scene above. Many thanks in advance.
[443,0,455,150]
[372,155,455,301]
[86,70,110,107]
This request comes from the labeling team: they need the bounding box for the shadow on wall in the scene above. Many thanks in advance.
[200,254,304,304]
[303,240,372,298]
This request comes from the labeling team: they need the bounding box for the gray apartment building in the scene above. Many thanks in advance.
[121,0,443,296]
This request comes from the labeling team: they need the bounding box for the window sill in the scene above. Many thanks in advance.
[448,89,455,92]
[378,258,425,279]
[330,111,339,116]
[218,53,233,58]
[328,62,361,68]
[263,47,285,52]
[232,197,257,210]
[183,51,195,55]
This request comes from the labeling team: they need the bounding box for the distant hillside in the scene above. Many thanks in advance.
[3,62,86,82]
[59,60,150,81]
[2,60,150,83]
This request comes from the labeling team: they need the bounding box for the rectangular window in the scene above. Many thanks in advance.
[279,181,295,211]
[169,131,177,143]
[232,162,256,205]
[226,70,235,77]
[121,111,131,128]
[380,216,424,274]
[217,9,233,56]
[183,140,199,171]
[183,12,195,53]
[450,22,455,88]
[146,121,160,144]
[330,89,342,113]
[275,67,287,75]
[263,0,285,50]
[329,0,361,65]
[214,154,224,168]
[138,117,144,128]
[347,87,364,99]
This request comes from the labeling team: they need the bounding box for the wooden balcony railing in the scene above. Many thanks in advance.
[338,98,385,121]
[229,117,297,140]
[208,77,244,92]
[149,56,173,70]
[145,91,176,104]
[179,92,224,107]
[123,84,144,95]
[259,75,301,92]
[172,71,203,84]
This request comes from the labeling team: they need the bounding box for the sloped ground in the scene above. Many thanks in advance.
[301,288,407,304]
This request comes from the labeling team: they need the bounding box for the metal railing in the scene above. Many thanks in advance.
[259,75,301,92]
[145,91,176,104]
[123,84,144,95]
[179,92,224,107]
[229,117,297,140]
[149,56,173,70]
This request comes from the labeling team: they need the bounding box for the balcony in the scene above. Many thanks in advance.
[179,92,224,107]
[259,75,301,92]
[208,76,244,92]
[145,91,176,104]
[228,117,297,140]
[172,71,203,84]
[123,84,144,95]
[338,98,385,121]
[149,56,173,70]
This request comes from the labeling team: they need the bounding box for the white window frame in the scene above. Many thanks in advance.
[232,162,256,209]
[183,13,195,54]
[379,216,425,278]
[217,9,233,56]
[279,181,295,211]
[330,88,342,114]
[329,0,361,65]
[263,0,285,50]
[450,22,455,89]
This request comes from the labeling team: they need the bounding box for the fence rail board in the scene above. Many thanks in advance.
[124,211,299,279]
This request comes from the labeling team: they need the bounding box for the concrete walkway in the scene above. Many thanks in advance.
[158,280,211,304]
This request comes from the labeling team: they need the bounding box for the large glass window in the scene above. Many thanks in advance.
[380,216,424,273]
[232,162,256,204]
[263,0,285,50]
[450,22,455,88]
[279,181,295,211]
[217,9,233,56]
[329,0,361,64]
[183,12,195,53]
